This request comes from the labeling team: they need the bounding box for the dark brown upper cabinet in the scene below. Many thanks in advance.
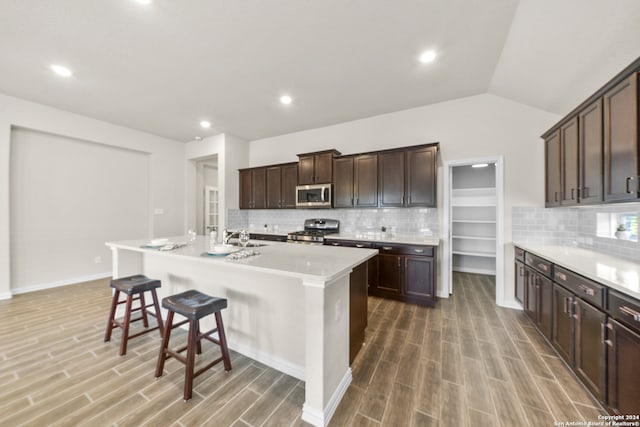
[543,58,640,207]
[560,117,579,206]
[378,145,438,208]
[239,167,266,209]
[604,73,639,202]
[333,154,378,208]
[266,163,298,209]
[297,149,341,185]
[578,99,604,204]
[545,130,562,207]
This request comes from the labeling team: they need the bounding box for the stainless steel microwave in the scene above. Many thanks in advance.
[296,184,332,208]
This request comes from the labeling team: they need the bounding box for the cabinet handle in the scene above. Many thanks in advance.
[413,249,424,253]
[382,246,393,251]
[578,284,596,296]
[601,322,606,344]
[537,263,548,272]
[626,176,634,194]
[563,297,569,314]
[331,242,340,246]
[571,188,575,200]
[555,271,567,281]
[351,197,354,206]
[355,244,365,248]
[519,266,524,276]
[619,305,640,322]
[605,323,614,347]
[401,196,404,204]
[397,257,401,267]
[572,300,580,320]
[554,191,559,202]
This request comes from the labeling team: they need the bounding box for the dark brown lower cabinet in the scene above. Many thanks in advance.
[349,262,368,364]
[606,319,640,415]
[524,268,552,339]
[515,259,525,303]
[574,298,606,401]
[552,283,573,363]
[404,255,434,300]
[376,253,402,295]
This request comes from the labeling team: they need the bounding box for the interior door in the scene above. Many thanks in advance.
[204,185,219,234]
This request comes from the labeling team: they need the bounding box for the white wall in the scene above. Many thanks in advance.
[0,93,185,298]
[249,94,560,304]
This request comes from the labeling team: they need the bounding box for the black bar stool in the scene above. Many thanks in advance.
[154,289,232,401]
[104,274,164,356]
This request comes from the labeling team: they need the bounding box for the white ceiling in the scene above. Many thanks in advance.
[0,0,639,142]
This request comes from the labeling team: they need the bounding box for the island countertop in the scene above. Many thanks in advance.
[106,236,378,284]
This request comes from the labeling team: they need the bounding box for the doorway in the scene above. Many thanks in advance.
[195,157,219,235]
[442,157,505,306]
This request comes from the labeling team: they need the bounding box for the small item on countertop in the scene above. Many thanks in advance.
[150,238,169,246]
[208,244,236,255]
[225,249,260,260]
[159,243,186,251]
[209,230,217,251]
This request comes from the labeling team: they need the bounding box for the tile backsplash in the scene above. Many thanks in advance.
[513,203,640,262]
[227,207,439,236]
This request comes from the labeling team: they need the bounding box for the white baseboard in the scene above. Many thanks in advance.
[452,267,496,275]
[0,292,12,300]
[11,272,112,295]
[228,340,305,381]
[302,368,352,427]
[437,289,450,298]
[499,299,523,310]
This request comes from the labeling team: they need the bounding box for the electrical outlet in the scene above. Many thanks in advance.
[94,256,102,264]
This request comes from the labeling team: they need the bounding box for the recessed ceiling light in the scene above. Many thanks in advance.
[50,64,73,77]
[280,95,293,105]
[199,121,211,129]
[419,50,437,64]
[472,163,489,168]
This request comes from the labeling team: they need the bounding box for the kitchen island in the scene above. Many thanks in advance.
[106,236,377,427]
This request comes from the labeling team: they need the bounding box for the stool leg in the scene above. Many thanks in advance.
[215,312,232,372]
[184,319,198,401]
[104,289,120,343]
[120,294,134,356]
[139,292,149,328]
[155,310,174,378]
[196,320,202,355]
[150,289,164,336]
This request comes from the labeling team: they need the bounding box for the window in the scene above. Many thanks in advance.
[596,212,638,242]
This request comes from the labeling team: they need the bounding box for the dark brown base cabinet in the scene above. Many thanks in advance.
[325,239,437,307]
[514,247,526,304]
[516,247,640,415]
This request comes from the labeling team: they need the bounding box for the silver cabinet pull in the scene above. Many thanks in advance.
[601,322,605,344]
[605,323,614,347]
[626,176,634,194]
[331,242,340,246]
[571,188,575,200]
[355,244,365,248]
[620,306,640,322]
[538,263,548,272]
[556,272,567,281]
[414,249,424,253]
[382,246,393,250]
[578,284,596,296]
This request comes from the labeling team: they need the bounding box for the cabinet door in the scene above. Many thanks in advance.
[406,146,436,207]
[515,260,526,304]
[552,284,573,364]
[298,155,315,185]
[354,154,378,207]
[251,168,266,209]
[545,130,562,207]
[604,73,639,202]
[314,152,334,184]
[266,166,282,209]
[574,298,606,401]
[377,253,402,294]
[524,268,538,322]
[378,151,405,207]
[579,99,604,204]
[281,164,298,208]
[538,275,553,339]
[404,256,434,300]
[333,157,354,208]
[607,319,640,415]
[239,169,252,209]
[561,117,579,206]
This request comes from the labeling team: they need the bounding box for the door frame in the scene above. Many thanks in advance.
[442,156,506,306]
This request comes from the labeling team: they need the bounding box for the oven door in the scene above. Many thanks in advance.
[296,184,331,208]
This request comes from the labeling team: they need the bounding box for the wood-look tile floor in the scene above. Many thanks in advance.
[0,273,605,426]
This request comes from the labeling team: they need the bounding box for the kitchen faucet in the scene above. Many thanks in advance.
[222,229,240,244]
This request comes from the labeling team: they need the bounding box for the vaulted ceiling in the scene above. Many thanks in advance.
[0,0,638,142]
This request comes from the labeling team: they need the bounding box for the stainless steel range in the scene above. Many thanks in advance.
[287,218,340,245]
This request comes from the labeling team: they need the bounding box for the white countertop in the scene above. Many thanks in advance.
[514,244,640,300]
[326,232,440,246]
[106,236,377,283]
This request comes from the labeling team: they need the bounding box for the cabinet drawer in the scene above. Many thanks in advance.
[376,243,434,257]
[325,239,374,249]
[608,290,640,333]
[554,266,605,309]
[525,252,552,278]
[515,246,525,262]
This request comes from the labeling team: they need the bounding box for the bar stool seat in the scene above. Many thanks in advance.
[155,289,232,401]
[104,274,164,356]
